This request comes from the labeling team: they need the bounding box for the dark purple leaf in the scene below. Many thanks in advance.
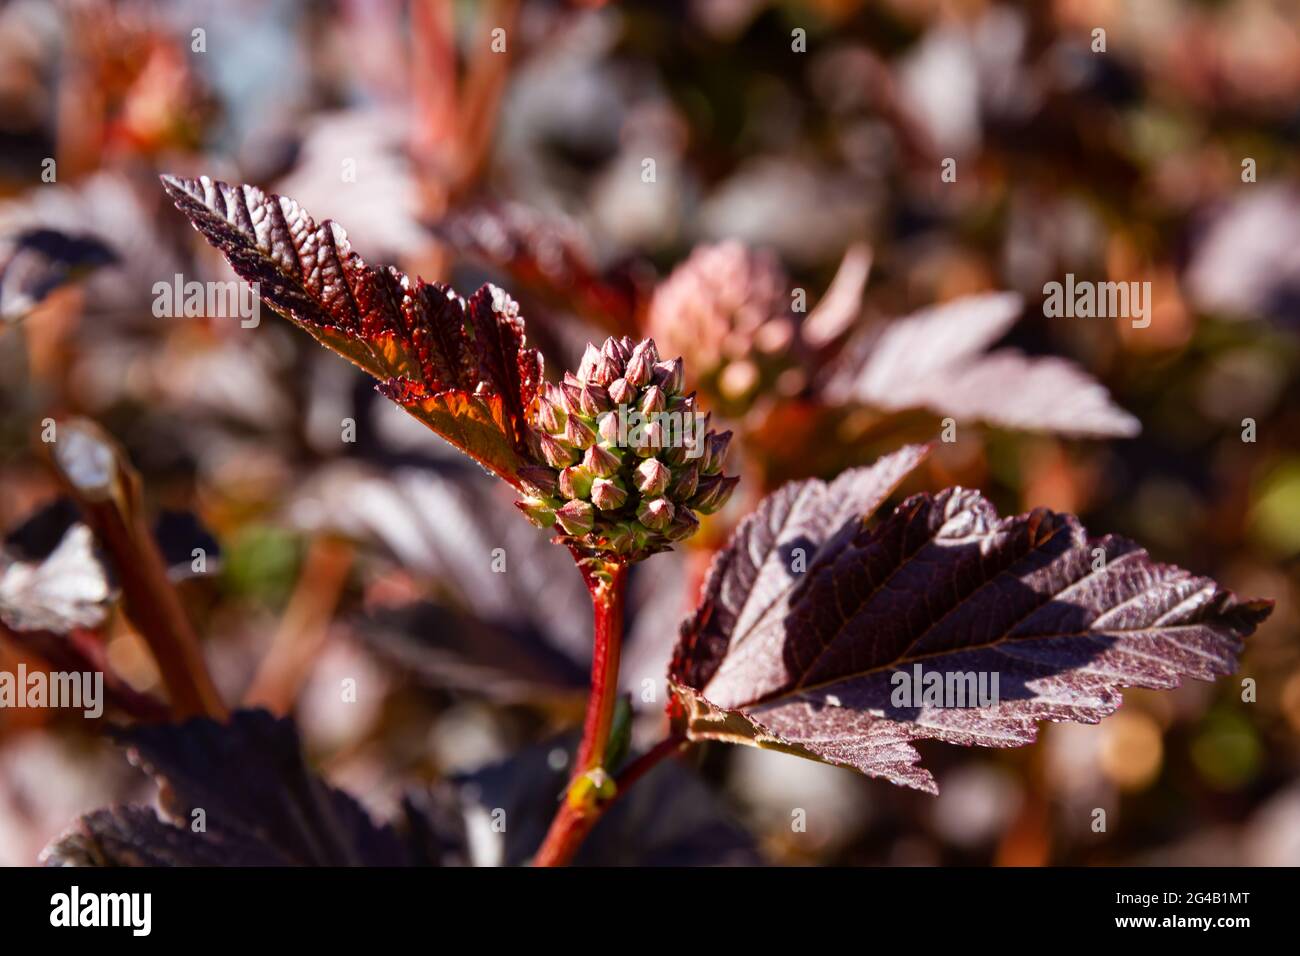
[670,470,1271,793]
[42,806,284,867]
[0,227,118,322]
[103,709,412,865]
[824,292,1140,438]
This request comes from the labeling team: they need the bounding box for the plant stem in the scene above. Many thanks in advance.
[533,733,688,868]
[47,418,227,721]
[533,558,628,867]
[572,561,626,778]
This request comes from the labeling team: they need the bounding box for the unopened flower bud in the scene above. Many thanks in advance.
[560,379,584,416]
[539,432,577,468]
[662,443,688,466]
[598,410,622,444]
[516,496,557,528]
[537,397,566,433]
[577,343,602,382]
[555,499,595,536]
[563,415,596,449]
[580,383,612,416]
[637,497,674,531]
[634,457,671,496]
[583,443,621,478]
[608,378,635,406]
[590,476,628,511]
[591,354,621,387]
[704,430,733,475]
[634,420,665,457]
[605,520,646,555]
[665,507,700,542]
[625,341,656,386]
[559,465,593,500]
[691,474,739,514]
[669,461,699,500]
[653,357,684,392]
[639,385,666,414]
[518,465,559,497]
[606,337,633,364]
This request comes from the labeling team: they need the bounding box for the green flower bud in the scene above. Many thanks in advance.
[559,465,593,500]
[555,499,595,536]
[516,496,557,528]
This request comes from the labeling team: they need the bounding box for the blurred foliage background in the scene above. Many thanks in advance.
[1,0,1298,866]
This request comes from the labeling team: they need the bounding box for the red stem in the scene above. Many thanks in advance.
[533,733,688,867]
[534,559,643,867]
[571,562,626,777]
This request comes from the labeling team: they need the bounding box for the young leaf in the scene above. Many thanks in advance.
[160,175,543,484]
[670,472,1271,794]
[824,292,1141,438]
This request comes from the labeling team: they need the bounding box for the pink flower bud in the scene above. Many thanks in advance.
[631,458,668,496]
[636,497,674,531]
[577,343,601,382]
[563,415,596,449]
[583,443,621,478]
[608,378,635,406]
[590,477,628,511]
[538,432,577,468]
